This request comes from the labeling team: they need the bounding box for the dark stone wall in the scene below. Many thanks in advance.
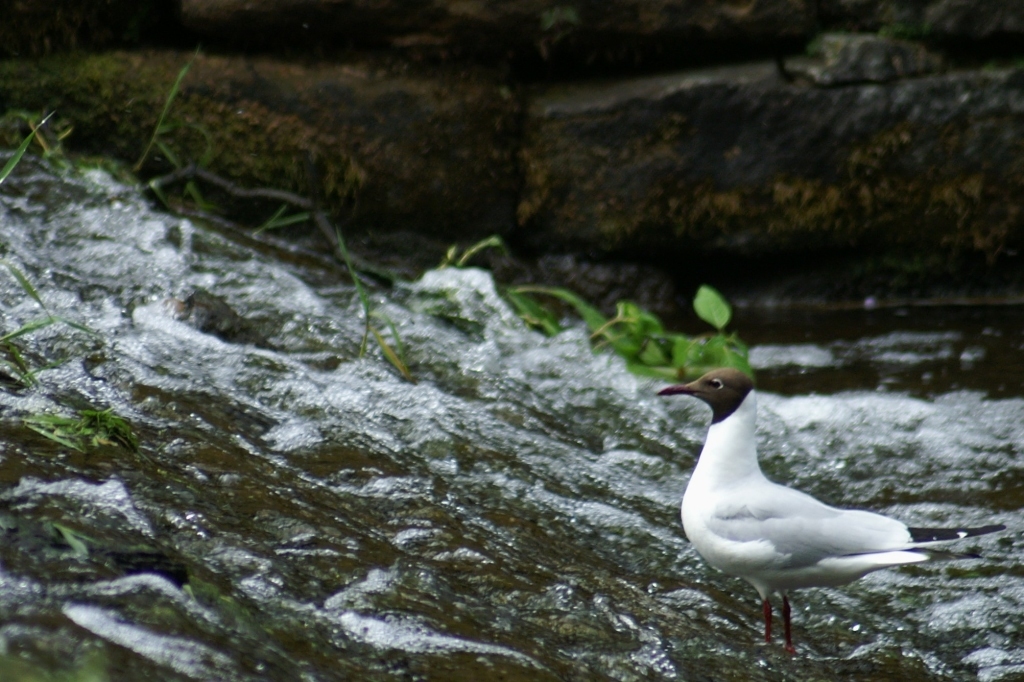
[4,1,1024,298]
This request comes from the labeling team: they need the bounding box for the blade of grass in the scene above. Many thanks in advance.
[504,289,562,336]
[0,345,36,387]
[334,225,371,356]
[155,138,182,168]
[510,285,608,332]
[371,311,408,364]
[252,206,307,233]
[52,523,90,557]
[0,317,58,343]
[50,316,98,335]
[371,326,415,383]
[455,235,507,267]
[23,356,70,383]
[1,260,49,312]
[255,204,288,233]
[0,112,53,185]
[134,51,197,171]
[24,421,85,451]
[147,177,171,208]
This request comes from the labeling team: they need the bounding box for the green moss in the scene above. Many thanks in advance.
[625,123,1024,264]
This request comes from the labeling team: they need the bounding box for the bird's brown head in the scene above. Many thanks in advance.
[658,368,755,424]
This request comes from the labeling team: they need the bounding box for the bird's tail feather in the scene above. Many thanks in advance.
[908,524,1005,545]
[913,548,982,561]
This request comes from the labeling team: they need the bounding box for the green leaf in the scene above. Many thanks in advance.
[624,360,679,380]
[693,285,732,331]
[718,346,754,377]
[551,290,608,333]
[616,302,664,337]
[680,333,754,379]
[670,335,695,368]
[637,339,669,366]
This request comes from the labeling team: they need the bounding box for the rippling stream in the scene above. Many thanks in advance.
[0,157,1020,681]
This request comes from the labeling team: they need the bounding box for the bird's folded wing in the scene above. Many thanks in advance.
[706,484,912,569]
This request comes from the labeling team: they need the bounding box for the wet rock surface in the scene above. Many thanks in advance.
[0,148,1020,682]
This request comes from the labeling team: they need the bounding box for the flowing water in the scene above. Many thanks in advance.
[0,156,1020,681]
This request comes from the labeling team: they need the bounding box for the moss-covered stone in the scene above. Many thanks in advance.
[520,62,1024,264]
[0,50,521,244]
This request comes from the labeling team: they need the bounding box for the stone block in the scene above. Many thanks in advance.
[519,62,1024,261]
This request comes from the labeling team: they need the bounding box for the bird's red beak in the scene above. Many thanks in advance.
[658,383,696,396]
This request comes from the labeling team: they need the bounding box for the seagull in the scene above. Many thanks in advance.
[659,368,1005,653]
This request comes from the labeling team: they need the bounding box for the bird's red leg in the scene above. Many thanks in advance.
[762,599,772,643]
[782,595,795,654]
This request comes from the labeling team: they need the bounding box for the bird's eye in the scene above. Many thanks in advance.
[709,378,723,389]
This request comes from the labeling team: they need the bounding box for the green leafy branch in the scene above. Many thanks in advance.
[506,283,752,380]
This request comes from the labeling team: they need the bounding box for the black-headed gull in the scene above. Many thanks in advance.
[659,368,1004,652]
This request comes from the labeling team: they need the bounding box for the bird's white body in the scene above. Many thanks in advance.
[681,390,928,600]
[663,367,1003,650]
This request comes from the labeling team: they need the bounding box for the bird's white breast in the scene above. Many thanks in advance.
[681,392,774,575]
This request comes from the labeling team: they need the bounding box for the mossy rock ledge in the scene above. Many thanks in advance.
[0,50,522,243]
[518,61,1024,269]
